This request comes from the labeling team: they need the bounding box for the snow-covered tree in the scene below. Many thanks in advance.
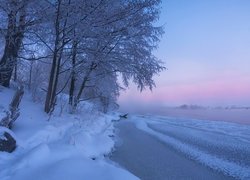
[62,0,165,112]
[0,0,165,114]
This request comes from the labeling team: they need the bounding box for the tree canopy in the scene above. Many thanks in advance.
[0,0,165,113]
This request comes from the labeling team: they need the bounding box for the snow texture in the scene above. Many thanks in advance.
[0,87,138,180]
[131,115,250,179]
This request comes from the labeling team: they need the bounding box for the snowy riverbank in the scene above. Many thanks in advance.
[0,87,138,180]
[1,86,250,180]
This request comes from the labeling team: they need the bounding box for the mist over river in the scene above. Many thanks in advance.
[119,105,250,125]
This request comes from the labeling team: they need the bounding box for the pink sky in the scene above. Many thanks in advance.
[118,0,250,108]
[119,74,250,107]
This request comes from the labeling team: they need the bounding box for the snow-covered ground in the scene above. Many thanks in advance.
[2,85,250,180]
[0,87,138,180]
[121,115,250,179]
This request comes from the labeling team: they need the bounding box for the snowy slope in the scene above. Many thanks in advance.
[131,115,250,179]
[0,87,138,180]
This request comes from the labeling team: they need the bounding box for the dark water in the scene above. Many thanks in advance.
[111,121,233,180]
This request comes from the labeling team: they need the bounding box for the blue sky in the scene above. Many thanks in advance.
[119,0,250,109]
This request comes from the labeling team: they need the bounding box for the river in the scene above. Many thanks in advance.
[111,116,250,180]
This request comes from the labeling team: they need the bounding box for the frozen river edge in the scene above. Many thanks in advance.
[110,117,250,180]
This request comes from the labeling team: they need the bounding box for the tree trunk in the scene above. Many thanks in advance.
[13,62,17,82]
[69,73,76,105]
[0,2,26,87]
[0,85,24,128]
[44,46,60,113]
[9,85,24,128]
[69,40,78,105]
[73,63,97,108]
[28,61,33,90]
[44,0,63,113]
[0,9,17,87]
[73,76,88,108]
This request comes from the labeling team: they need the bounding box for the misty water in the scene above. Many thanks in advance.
[119,106,250,125]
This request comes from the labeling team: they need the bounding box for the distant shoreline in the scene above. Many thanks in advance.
[119,108,250,125]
